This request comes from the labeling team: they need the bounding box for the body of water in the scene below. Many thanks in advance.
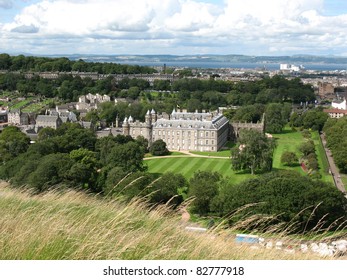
[111,60,347,71]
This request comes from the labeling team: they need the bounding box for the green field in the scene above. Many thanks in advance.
[145,157,251,184]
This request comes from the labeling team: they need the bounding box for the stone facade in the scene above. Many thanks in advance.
[35,115,63,132]
[230,115,265,140]
[123,109,229,152]
[7,109,31,125]
[76,93,111,111]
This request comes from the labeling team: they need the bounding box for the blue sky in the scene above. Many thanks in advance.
[1,0,347,56]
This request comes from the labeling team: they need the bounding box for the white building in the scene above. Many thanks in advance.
[332,98,347,110]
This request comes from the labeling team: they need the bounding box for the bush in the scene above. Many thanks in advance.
[280,151,298,166]
[149,139,169,156]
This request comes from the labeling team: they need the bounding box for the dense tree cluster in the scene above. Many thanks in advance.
[210,171,347,232]
[231,130,275,175]
[324,117,347,173]
[0,125,187,206]
[290,108,328,131]
[0,53,156,74]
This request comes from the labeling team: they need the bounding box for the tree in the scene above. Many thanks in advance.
[231,130,275,175]
[68,148,98,190]
[150,139,169,156]
[150,172,188,205]
[27,153,73,192]
[299,140,315,156]
[212,171,347,232]
[188,171,221,215]
[0,126,30,162]
[38,127,57,141]
[280,151,298,166]
[107,141,146,172]
[136,136,149,153]
[265,103,291,133]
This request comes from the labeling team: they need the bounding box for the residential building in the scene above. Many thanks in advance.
[35,115,63,132]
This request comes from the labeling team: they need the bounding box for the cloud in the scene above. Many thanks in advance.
[1,0,347,55]
[11,24,38,33]
[0,0,12,9]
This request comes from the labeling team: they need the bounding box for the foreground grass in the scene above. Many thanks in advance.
[0,182,332,260]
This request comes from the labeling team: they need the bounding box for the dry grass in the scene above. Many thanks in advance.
[0,181,342,260]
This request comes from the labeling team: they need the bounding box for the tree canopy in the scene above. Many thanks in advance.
[212,171,347,233]
[231,130,275,175]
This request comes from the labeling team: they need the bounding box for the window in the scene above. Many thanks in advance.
[206,132,208,137]
[212,132,215,137]
[206,140,208,145]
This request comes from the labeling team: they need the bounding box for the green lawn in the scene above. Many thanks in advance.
[189,150,231,157]
[145,157,250,184]
[272,127,334,183]
[311,131,334,183]
[272,127,305,174]
[10,98,33,109]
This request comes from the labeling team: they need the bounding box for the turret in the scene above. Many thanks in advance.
[151,108,157,123]
[122,117,129,135]
[145,110,151,125]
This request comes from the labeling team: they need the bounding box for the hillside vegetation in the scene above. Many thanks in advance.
[0,182,335,260]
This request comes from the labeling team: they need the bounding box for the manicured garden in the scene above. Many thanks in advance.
[146,126,334,185]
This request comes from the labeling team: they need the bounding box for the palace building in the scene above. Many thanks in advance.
[122,109,230,152]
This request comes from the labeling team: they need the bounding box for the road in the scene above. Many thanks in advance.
[320,133,346,194]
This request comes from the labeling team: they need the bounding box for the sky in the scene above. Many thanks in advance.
[1,0,347,56]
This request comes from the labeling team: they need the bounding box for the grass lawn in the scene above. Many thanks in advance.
[144,151,186,158]
[10,98,33,109]
[145,157,251,184]
[341,175,347,192]
[272,127,334,183]
[311,131,334,183]
[22,98,53,113]
[189,150,231,157]
[272,127,305,175]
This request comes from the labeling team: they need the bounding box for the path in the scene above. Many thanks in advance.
[144,150,230,160]
[320,133,346,194]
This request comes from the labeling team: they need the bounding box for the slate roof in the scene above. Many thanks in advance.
[153,113,229,130]
[36,115,60,123]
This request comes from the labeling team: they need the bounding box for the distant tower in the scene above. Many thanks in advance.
[163,63,167,74]
[115,116,119,128]
[122,117,129,136]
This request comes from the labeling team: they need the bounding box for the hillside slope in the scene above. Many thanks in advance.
[0,181,335,260]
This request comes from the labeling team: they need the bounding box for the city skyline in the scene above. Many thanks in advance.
[1,0,347,56]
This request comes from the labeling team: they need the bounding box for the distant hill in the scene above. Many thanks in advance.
[38,54,347,65]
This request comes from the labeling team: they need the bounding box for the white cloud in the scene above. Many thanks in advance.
[1,0,347,55]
